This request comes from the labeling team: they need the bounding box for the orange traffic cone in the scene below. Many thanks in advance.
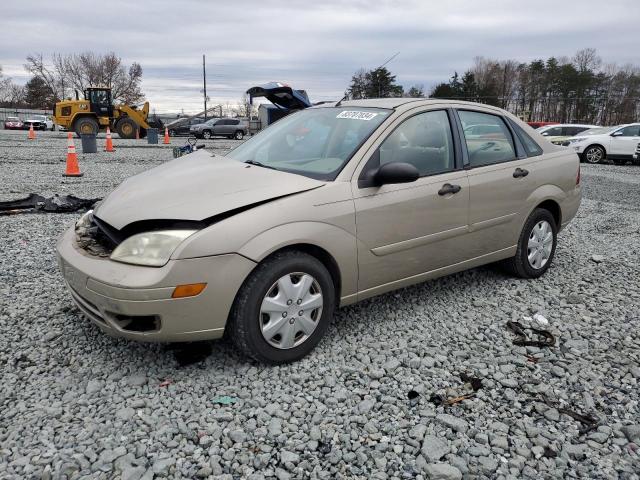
[104,127,115,152]
[63,133,83,177]
[163,127,170,144]
[28,124,36,140]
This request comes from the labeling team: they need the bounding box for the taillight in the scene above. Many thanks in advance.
[576,164,581,185]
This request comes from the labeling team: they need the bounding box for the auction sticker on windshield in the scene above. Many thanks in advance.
[336,111,379,120]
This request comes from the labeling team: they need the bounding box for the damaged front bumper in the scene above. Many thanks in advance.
[56,225,256,342]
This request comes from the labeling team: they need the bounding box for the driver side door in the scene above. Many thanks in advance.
[352,109,470,296]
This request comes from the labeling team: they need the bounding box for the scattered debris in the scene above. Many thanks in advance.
[591,254,605,263]
[407,390,420,407]
[532,313,549,328]
[317,440,332,455]
[506,321,555,348]
[430,373,483,406]
[0,193,100,215]
[159,379,173,388]
[212,396,237,405]
[539,395,598,435]
[172,138,205,158]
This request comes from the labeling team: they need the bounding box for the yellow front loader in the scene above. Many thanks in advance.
[53,87,155,139]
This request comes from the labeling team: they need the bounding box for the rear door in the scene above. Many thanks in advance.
[352,108,470,293]
[456,109,537,258]
[610,125,640,157]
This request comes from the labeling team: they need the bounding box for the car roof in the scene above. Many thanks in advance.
[317,98,513,112]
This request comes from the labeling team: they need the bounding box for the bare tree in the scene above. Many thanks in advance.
[0,65,12,102]
[25,52,144,104]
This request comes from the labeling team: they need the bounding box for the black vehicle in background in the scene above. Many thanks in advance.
[168,117,205,136]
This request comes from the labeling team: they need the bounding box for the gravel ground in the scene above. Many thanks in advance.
[1,130,639,479]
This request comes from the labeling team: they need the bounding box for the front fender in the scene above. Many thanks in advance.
[238,221,358,302]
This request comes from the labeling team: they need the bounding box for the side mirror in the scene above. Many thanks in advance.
[360,161,419,188]
[611,131,623,137]
[541,132,549,136]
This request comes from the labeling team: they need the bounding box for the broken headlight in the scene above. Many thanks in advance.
[110,230,196,267]
[75,209,94,229]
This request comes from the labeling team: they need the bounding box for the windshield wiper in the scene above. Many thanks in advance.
[245,160,278,171]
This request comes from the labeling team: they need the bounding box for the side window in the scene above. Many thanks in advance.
[618,125,640,136]
[378,110,455,176]
[458,110,516,167]
[542,126,562,136]
[509,121,543,157]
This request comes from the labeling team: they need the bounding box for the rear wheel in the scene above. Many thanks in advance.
[234,130,244,140]
[116,118,137,139]
[228,251,335,364]
[583,145,605,164]
[501,208,557,279]
[74,117,99,137]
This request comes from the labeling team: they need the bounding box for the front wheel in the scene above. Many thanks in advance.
[74,117,99,137]
[228,251,335,364]
[116,118,137,139]
[501,208,557,279]
[583,145,605,164]
[202,130,212,139]
[234,130,245,140]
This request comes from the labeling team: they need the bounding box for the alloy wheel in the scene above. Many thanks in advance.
[259,272,323,349]
[527,220,553,269]
[585,146,603,164]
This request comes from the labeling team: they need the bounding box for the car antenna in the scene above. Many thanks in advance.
[335,95,348,107]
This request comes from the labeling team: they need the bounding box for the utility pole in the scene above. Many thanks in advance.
[203,54,207,121]
[376,52,399,98]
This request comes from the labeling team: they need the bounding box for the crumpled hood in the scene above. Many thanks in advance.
[95,150,324,230]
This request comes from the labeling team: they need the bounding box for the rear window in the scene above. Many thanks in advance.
[510,121,543,157]
[458,110,517,167]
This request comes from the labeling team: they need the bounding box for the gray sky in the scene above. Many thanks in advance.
[1,0,638,113]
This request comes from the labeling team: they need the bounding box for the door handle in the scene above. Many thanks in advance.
[438,183,462,196]
[513,168,529,178]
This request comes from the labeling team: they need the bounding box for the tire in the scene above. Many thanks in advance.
[234,130,244,140]
[582,145,605,164]
[501,208,557,279]
[115,118,137,139]
[74,117,99,137]
[202,130,212,140]
[227,250,336,364]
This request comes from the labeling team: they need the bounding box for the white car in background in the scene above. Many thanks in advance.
[562,123,640,164]
[25,114,55,131]
[537,123,598,145]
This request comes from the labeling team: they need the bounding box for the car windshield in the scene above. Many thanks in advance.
[32,115,45,121]
[580,127,616,136]
[7,117,19,121]
[226,107,391,180]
